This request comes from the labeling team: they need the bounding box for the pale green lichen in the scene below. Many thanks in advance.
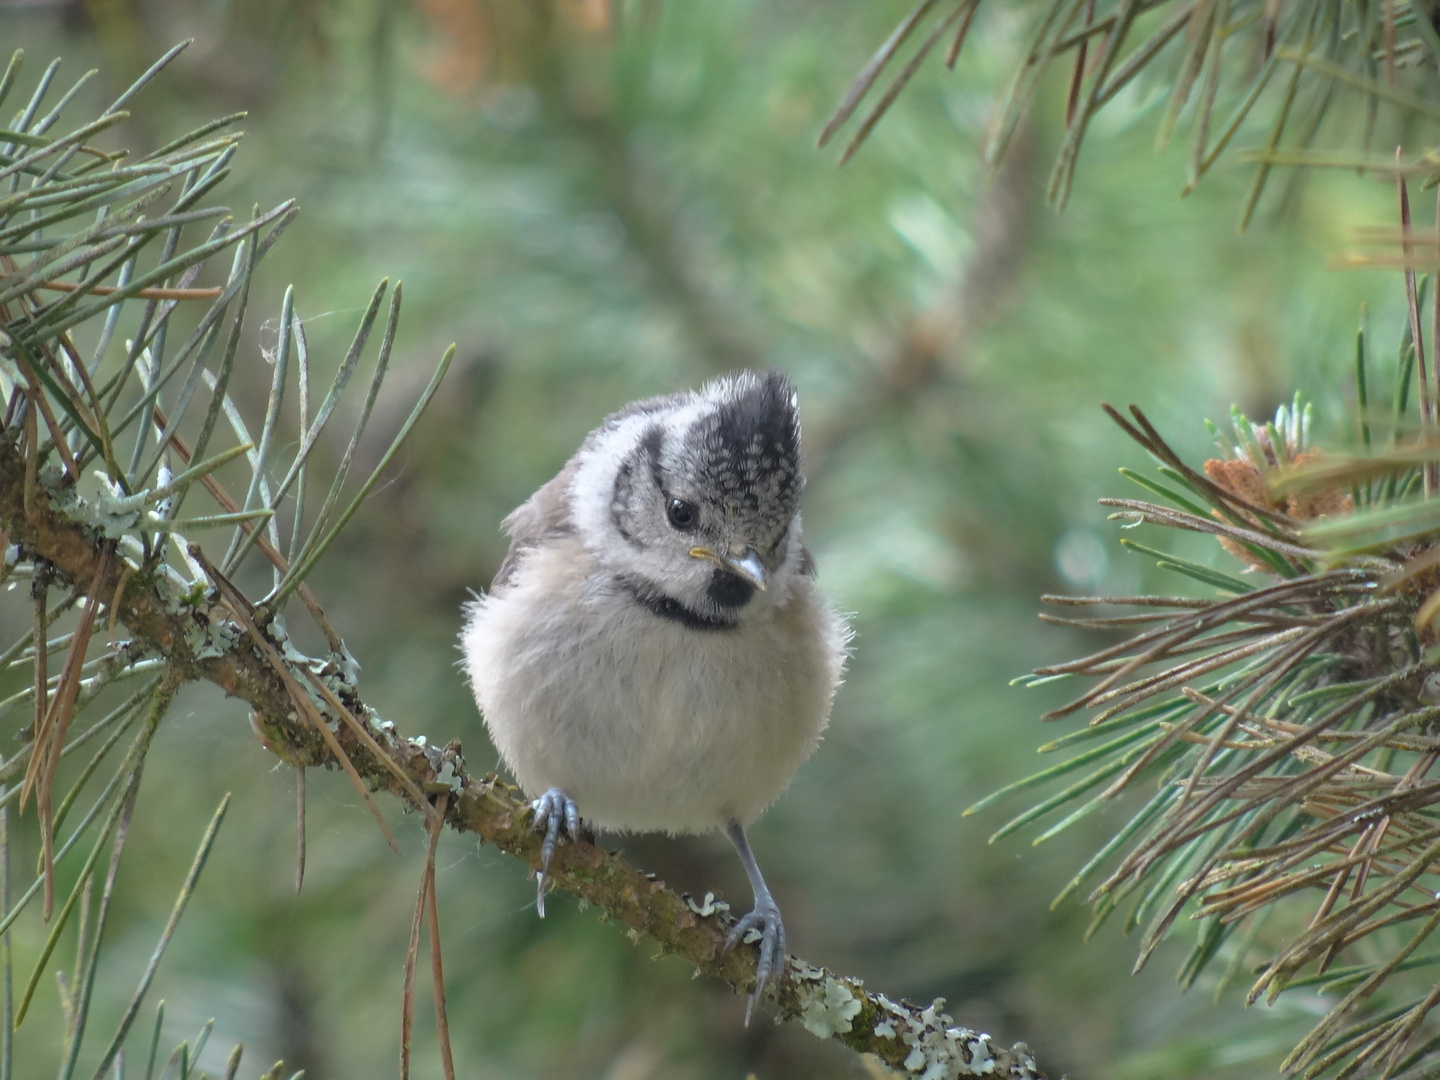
[863,994,1008,1078]
[182,617,211,655]
[264,617,339,719]
[434,754,465,794]
[175,595,213,659]
[798,975,863,1038]
[194,620,241,661]
[271,617,318,671]
[333,643,361,686]
[683,891,729,918]
[73,473,143,538]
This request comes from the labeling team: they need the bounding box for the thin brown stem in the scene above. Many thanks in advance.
[36,281,223,301]
[426,794,455,1080]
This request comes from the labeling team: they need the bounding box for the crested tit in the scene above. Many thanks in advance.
[462,370,849,1019]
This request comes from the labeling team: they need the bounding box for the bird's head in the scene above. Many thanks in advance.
[571,370,808,625]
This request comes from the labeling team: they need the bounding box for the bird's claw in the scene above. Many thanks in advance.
[724,900,786,1025]
[531,787,581,918]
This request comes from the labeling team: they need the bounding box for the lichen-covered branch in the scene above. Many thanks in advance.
[0,436,1048,1080]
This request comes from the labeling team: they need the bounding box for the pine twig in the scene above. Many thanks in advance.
[35,281,223,301]
[0,395,1048,1080]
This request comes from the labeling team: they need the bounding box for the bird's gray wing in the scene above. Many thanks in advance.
[490,457,581,591]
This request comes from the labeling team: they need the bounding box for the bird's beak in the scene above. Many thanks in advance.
[723,549,768,592]
[688,546,768,591]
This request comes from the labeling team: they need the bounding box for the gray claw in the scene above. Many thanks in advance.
[531,787,580,918]
[724,900,786,1025]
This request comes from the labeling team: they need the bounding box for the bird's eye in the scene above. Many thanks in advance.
[666,498,698,531]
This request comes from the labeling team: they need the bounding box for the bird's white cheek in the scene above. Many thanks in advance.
[568,414,655,545]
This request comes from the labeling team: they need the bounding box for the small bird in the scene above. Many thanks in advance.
[462,370,848,1020]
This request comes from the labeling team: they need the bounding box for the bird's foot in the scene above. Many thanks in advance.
[531,787,581,918]
[724,898,786,1025]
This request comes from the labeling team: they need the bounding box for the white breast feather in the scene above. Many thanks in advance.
[462,538,848,834]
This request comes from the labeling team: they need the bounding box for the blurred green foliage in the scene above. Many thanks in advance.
[0,1,1429,1077]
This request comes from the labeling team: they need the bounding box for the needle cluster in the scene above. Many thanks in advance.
[975,274,1440,1075]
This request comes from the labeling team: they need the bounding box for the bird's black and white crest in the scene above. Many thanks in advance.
[550,369,811,625]
[683,370,802,529]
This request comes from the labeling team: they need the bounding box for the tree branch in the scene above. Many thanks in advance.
[0,436,1049,1080]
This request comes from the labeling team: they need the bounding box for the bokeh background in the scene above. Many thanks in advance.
[0,1,1418,1076]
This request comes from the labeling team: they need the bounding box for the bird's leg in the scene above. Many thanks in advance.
[530,787,581,917]
[722,821,787,1026]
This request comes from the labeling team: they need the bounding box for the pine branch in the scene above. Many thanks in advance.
[0,427,1049,1080]
[974,367,1440,1075]
[824,1,1440,215]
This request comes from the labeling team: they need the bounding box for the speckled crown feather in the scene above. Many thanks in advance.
[684,370,802,528]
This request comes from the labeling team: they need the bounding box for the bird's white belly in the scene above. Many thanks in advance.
[463,544,839,834]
